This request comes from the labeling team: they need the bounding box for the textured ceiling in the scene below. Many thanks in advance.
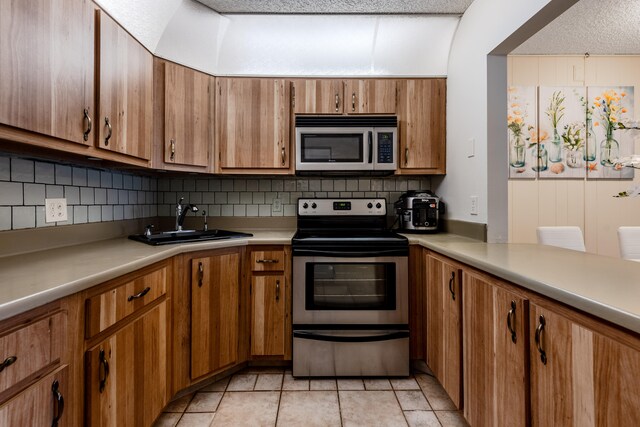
[512,0,640,54]
[194,0,474,14]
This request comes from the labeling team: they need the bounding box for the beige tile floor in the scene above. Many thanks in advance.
[154,367,468,427]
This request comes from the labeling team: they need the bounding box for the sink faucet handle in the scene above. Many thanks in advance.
[178,197,184,206]
[144,224,154,237]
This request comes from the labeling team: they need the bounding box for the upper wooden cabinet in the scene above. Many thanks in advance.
[463,269,528,427]
[0,0,94,145]
[153,60,212,171]
[95,10,153,161]
[425,252,463,408]
[216,78,291,172]
[397,79,446,174]
[292,79,396,115]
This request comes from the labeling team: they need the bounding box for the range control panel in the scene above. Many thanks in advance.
[298,198,386,216]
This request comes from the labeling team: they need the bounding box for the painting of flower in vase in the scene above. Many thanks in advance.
[538,87,587,179]
[586,86,635,179]
[508,86,537,179]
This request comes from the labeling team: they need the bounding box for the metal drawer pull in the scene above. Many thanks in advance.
[0,355,17,372]
[507,300,517,343]
[335,93,339,112]
[83,108,92,141]
[448,271,456,300]
[405,147,409,165]
[51,379,64,426]
[281,145,286,166]
[534,315,547,365]
[198,262,204,287]
[276,280,280,301]
[127,287,151,302]
[104,117,112,146]
[352,92,356,111]
[170,139,176,161]
[256,259,279,264]
[98,348,109,393]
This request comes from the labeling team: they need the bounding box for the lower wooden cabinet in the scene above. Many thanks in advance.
[85,302,168,426]
[425,252,463,408]
[0,365,69,426]
[251,275,286,356]
[529,301,640,426]
[190,250,240,379]
[463,269,528,427]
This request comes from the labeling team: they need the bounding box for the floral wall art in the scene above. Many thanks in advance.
[538,87,587,179]
[586,86,635,179]
[508,86,537,179]
[507,85,635,180]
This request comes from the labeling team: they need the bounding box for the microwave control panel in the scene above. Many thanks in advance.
[377,132,394,164]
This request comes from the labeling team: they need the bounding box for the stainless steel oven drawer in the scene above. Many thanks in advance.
[292,329,409,377]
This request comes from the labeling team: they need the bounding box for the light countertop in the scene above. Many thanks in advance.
[1,230,639,336]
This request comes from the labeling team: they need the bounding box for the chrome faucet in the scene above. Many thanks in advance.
[176,197,199,231]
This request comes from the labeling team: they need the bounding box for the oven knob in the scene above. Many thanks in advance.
[367,202,373,209]
[311,203,317,209]
[302,202,309,209]
[375,202,382,209]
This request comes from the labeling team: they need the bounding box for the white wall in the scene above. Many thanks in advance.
[508,55,640,257]
[436,0,577,242]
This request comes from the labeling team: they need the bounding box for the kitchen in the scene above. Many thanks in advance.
[1,0,639,426]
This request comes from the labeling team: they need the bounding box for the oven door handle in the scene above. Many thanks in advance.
[292,248,408,257]
[293,330,409,343]
[368,131,373,163]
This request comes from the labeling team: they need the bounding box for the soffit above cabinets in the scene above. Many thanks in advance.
[194,0,474,15]
[512,0,640,55]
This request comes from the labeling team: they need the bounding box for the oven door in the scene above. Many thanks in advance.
[292,255,408,325]
[295,127,373,171]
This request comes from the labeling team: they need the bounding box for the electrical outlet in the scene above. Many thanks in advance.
[272,198,282,213]
[468,138,475,158]
[470,196,479,216]
[45,198,68,223]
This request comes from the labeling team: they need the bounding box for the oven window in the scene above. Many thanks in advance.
[300,134,364,163]
[305,263,396,310]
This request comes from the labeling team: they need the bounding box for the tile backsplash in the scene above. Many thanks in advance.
[0,154,158,231]
[156,176,431,218]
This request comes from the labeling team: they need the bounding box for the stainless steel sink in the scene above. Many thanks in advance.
[129,229,253,245]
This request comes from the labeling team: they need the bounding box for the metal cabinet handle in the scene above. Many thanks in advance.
[405,147,409,166]
[534,315,547,365]
[198,262,204,287]
[256,259,279,264]
[104,117,112,146]
[127,286,151,302]
[507,300,517,343]
[276,279,280,301]
[448,271,456,300]
[352,92,356,112]
[335,93,339,112]
[83,108,92,141]
[281,145,286,166]
[170,139,176,161]
[0,355,17,372]
[51,379,64,427]
[98,348,109,393]
[292,86,296,108]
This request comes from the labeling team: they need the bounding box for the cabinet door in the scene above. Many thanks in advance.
[291,79,343,114]
[0,365,69,426]
[344,80,396,114]
[86,302,168,427]
[425,254,462,408]
[463,270,528,427]
[96,10,153,160]
[164,62,211,167]
[530,303,640,426]
[216,78,290,170]
[191,252,240,379]
[0,0,94,144]
[251,276,286,356]
[397,79,446,173]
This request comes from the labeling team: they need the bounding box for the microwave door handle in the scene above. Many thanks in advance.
[368,131,373,163]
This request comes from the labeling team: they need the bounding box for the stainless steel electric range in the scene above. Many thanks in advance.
[291,198,409,377]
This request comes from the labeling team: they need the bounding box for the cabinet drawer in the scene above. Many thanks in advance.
[85,266,167,338]
[0,312,64,393]
[251,251,285,272]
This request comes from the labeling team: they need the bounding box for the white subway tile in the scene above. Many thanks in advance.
[240,192,253,204]
[272,179,284,191]
[321,180,333,191]
[73,206,88,224]
[396,179,408,191]
[118,190,128,205]
[215,193,228,204]
[258,205,271,217]
[128,190,137,204]
[0,157,10,181]
[112,173,123,189]
[383,180,395,191]
[95,188,107,205]
[233,205,246,216]
[123,174,134,190]
[46,185,64,198]
[208,179,221,191]
[358,179,371,191]
[35,206,53,228]
[308,179,321,191]
[252,192,265,204]
[88,206,101,222]
[259,179,271,192]
[113,205,124,220]
[0,207,11,230]
[183,179,195,191]
[24,183,45,205]
[72,167,87,186]
[246,179,259,191]
[80,187,94,205]
[208,205,221,217]
[0,182,23,205]
[227,192,240,204]
[234,179,247,191]
[87,169,101,187]
[101,205,113,221]
[13,206,35,229]
[101,171,113,188]
[189,192,202,204]
[246,205,259,216]
[64,186,80,205]
[142,177,151,191]
[346,180,358,191]
[124,205,134,219]
[34,161,55,184]
[371,179,383,191]
[296,180,308,191]
[221,205,233,216]
[284,204,296,216]
[277,192,290,204]
[333,179,346,191]
[264,192,276,203]
[157,205,169,217]
[11,158,34,182]
[196,179,208,192]
[221,180,234,191]
[55,165,72,185]
[202,192,216,204]
[283,179,296,192]
[56,206,73,225]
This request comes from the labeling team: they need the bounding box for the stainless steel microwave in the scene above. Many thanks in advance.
[295,116,397,175]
